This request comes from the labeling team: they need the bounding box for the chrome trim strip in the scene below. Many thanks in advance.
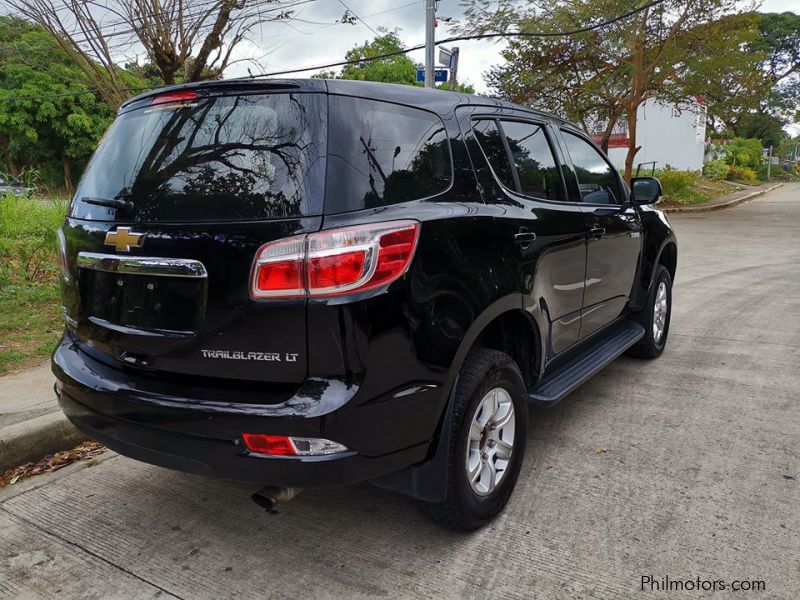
[87,316,195,338]
[77,252,208,278]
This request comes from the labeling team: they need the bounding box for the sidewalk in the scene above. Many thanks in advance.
[663,182,783,213]
[0,362,84,472]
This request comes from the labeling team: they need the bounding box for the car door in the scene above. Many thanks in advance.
[460,109,587,357]
[557,128,643,339]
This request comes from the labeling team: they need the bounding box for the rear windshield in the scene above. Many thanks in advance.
[325,96,451,214]
[71,92,326,222]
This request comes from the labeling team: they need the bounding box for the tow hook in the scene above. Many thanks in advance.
[252,486,302,513]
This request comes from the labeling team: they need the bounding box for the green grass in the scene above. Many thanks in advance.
[0,195,68,375]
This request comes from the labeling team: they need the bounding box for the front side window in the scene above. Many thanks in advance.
[561,131,623,204]
[325,96,451,214]
[499,120,563,201]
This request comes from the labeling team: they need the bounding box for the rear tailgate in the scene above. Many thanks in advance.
[60,87,326,384]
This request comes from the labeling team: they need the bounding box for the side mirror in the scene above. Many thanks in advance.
[630,176,662,205]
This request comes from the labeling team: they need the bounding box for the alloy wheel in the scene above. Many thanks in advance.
[465,387,516,496]
[653,280,668,343]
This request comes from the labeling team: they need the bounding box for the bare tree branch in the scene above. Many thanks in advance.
[6,0,315,104]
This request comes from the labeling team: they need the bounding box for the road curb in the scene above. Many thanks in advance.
[663,183,783,214]
[0,411,86,473]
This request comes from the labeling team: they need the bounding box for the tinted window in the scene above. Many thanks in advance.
[471,119,514,189]
[500,121,563,200]
[72,93,326,222]
[561,131,623,204]
[326,96,451,213]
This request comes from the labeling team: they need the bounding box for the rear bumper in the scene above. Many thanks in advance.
[52,335,443,487]
[57,389,427,486]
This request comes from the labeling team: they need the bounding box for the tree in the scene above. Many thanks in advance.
[736,112,786,148]
[755,12,800,85]
[701,12,800,138]
[7,0,303,108]
[313,31,475,94]
[464,0,759,181]
[340,32,418,84]
[0,16,113,190]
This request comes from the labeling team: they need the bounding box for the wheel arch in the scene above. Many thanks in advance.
[659,240,677,283]
[445,295,543,395]
[371,295,542,503]
[638,224,678,304]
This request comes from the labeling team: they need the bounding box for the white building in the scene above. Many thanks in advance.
[596,97,707,173]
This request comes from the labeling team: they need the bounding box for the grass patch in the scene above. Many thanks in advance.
[0,196,68,375]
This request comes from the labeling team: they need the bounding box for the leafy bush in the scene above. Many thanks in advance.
[725,138,763,168]
[658,169,699,196]
[705,142,730,162]
[727,166,758,184]
[702,160,729,180]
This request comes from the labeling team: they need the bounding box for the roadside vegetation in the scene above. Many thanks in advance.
[656,170,732,206]
[0,195,66,374]
[659,135,800,206]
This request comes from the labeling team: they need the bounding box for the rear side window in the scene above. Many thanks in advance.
[72,93,327,222]
[325,96,451,214]
[499,121,563,201]
[471,119,514,189]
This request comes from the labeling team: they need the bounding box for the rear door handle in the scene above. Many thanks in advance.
[589,226,605,239]
[514,230,536,246]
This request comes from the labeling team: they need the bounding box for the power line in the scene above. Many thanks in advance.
[335,0,378,36]
[362,1,419,19]
[244,0,666,79]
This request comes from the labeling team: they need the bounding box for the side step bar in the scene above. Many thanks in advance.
[529,321,645,406]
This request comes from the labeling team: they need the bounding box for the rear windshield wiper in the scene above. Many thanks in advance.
[81,196,134,210]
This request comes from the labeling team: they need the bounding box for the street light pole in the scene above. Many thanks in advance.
[448,47,460,91]
[424,0,436,88]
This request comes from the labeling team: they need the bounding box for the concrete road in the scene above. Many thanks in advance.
[2,185,798,599]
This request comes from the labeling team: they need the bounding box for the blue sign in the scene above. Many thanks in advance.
[415,69,449,83]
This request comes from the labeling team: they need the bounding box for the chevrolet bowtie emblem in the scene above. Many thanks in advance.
[105,227,145,252]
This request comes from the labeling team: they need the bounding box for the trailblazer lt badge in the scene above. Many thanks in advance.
[200,350,300,362]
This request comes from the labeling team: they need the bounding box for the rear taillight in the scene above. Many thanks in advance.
[250,220,419,299]
[251,236,306,298]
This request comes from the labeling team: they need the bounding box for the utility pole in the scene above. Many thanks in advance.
[767,145,772,181]
[448,47,460,91]
[424,0,436,88]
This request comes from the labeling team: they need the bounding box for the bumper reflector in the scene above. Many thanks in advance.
[242,433,348,457]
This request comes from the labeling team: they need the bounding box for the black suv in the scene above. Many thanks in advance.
[53,79,676,531]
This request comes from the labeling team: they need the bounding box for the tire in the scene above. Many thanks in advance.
[422,348,528,532]
[627,264,672,359]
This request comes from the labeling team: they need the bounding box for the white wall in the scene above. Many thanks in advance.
[605,99,706,172]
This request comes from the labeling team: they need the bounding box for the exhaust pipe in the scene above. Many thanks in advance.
[252,486,302,512]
